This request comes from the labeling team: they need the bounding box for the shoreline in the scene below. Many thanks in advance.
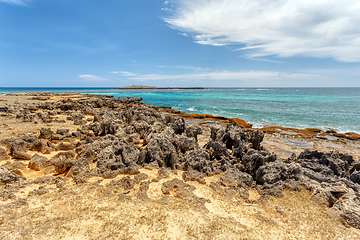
[1,92,359,159]
[156,105,360,140]
[1,89,359,135]
[0,92,360,238]
[3,91,359,137]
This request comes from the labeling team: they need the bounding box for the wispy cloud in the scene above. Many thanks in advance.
[157,65,208,71]
[111,70,318,82]
[0,0,30,6]
[165,0,360,62]
[110,71,137,77]
[78,74,108,81]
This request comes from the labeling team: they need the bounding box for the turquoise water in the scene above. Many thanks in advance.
[1,87,359,133]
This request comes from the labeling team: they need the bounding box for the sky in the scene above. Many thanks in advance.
[1,0,360,88]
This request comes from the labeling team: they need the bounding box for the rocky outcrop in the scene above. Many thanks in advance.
[0,147,10,160]
[330,192,360,229]
[1,93,360,229]
[28,154,52,171]
[0,167,25,185]
[146,134,178,169]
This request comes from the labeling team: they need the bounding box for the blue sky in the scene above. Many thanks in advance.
[1,0,360,87]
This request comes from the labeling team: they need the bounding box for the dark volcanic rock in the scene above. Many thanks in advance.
[0,147,10,160]
[205,139,230,161]
[173,134,198,154]
[330,192,360,229]
[185,124,202,141]
[249,130,264,151]
[29,139,52,154]
[183,149,215,175]
[12,150,32,160]
[96,139,142,170]
[146,134,178,169]
[28,154,52,171]
[256,161,302,185]
[51,150,76,160]
[220,168,253,188]
[0,189,16,200]
[39,128,53,139]
[1,138,27,154]
[309,182,348,207]
[297,149,354,178]
[3,92,360,229]
[66,158,90,178]
[182,169,206,184]
[351,171,360,184]
[170,118,185,134]
[242,149,264,176]
[108,176,135,190]
[54,158,77,174]
[90,120,120,136]
[56,142,76,151]
[0,167,25,185]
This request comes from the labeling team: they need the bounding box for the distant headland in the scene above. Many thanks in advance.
[116,85,207,90]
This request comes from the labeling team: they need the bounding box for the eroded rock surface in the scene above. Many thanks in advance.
[0,93,359,230]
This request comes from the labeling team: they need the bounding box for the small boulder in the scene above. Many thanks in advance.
[0,189,16,200]
[56,127,70,135]
[350,171,360,184]
[220,169,253,188]
[66,159,90,178]
[56,142,76,151]
[54,158,77,174]
[12,150,32,160]
[51,150,76,160]
[330,192,360,229]
[28,154,52,171]
[0,167,24,185]
[0,147,10,160]
[39,128,53,139]
[182,169,206,184]
[242,149,264,176]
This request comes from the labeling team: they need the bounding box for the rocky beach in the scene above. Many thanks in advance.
[0,92,360,240]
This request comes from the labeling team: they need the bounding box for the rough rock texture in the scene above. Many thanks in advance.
[0,147,10,160]
[1,94,360,229]
[39,128,53,139]
[220,168,253,188]
[12,151,32,160]
[28,154,52,171]
[330,193,360,229]
[0,189,16,200]
[146,134,178,169]
[0,167,25,185]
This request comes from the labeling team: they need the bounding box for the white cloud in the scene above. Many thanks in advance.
[0,0,29,5]
[165,0,360,62]
[157,65,208,71]
[78,74,107,81]
[111,71,137,77]
[111,70,318,82]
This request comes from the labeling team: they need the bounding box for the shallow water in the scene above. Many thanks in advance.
[1,87,359,133]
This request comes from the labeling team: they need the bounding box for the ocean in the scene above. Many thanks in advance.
[1,87,359,134]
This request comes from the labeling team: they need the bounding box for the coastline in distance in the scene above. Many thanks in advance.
[116,85,207,90]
